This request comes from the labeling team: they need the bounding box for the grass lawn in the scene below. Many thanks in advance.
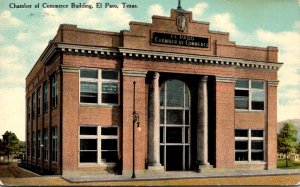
[277,159,300,169]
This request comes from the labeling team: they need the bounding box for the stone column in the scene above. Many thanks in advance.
[148,72,163,171]
[197,76,210,169]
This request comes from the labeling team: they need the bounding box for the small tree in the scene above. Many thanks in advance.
[0,131,20,162]
[297,142,300,154]
[277,122,299,167]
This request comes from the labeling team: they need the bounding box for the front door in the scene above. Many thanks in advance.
[160,80,190,171]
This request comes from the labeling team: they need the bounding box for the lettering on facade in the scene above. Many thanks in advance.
[152,32,209,48]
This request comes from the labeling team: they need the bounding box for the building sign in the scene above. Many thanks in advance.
[152,32,209,48]
[102,83,118,93]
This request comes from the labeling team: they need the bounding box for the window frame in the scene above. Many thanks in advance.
[43,81,48,113]
[43,128,48,161]
[37,130,41,159]
[51,73,58,108]
[27,97,31,121]
[37,87,41,116]
[31,131,35,158]
[78,125,118,166]
[32,93,35,119]
[235,79,265,111]
[79,68,119,106]
[235,129,265,163]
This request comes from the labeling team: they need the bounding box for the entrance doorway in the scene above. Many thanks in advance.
[159,80,190,171]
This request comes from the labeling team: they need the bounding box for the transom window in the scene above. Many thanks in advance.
[79,126,118,164]
[235,79,265,110]
[80,69,118,105]
[235,129,264,162]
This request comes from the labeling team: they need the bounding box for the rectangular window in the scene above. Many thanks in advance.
[79,126,97,163]
[80,69,118,105]
[27,133,30,157]
[235,80,265,110]
[43,129,48,161]
[52,127,58,162]
[51,74,58,108]
[27,97,31,120]
[31,132,35,158]
[101,127,118,163]
[43,81,48,112]
[37,87,41,115]
[37,130,41,159]
[79,126,118,164]
[32,93,35,119]
[101,70,118,104]
[235,129,264,162]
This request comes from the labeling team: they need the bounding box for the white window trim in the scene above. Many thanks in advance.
[78,126,118,167]
[79,68,119,106]
[235,79,265,112]
[235,129,265,163]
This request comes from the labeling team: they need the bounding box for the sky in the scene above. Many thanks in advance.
[0,0,299,141]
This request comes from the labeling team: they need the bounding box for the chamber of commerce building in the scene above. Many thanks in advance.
[25,6,282,176]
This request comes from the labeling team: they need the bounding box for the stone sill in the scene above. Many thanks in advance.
[80,103,119,108]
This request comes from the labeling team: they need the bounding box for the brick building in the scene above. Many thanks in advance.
[25,7,282,176]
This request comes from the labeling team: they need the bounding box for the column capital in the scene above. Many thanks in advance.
[122,69,147,77]
[153,72,160,79]
[215,76,235,83]
[60,66,79,74]
[267,80,279,87]
[200,75,208,82]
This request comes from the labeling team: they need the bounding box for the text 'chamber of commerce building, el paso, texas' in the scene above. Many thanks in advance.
[25,3,282,176]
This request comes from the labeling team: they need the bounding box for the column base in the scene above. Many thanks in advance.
[197,164,213,173]
[147,164,165,173]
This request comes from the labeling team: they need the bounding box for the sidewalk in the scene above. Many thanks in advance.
[63,168,300,182]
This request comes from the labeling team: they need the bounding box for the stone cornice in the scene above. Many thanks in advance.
[45,43,283,71]
[57,43,118,56]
